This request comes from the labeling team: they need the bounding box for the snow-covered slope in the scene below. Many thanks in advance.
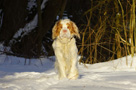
[0,54,136,90]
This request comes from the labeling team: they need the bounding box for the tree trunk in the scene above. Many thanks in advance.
[12,0,66,58]
[34,0,66,57]
[0,0,27,45]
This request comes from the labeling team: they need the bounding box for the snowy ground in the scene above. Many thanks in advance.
[0,54,136,90]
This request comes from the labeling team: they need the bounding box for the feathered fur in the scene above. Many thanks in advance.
[52,19,80,79]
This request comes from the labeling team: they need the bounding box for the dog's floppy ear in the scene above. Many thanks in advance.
[52,20,62,40]
[71,21,80,39]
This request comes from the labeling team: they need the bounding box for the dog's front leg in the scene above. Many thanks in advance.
[68,58,78,79]
[54,49,67,79]
[68,46,79,80]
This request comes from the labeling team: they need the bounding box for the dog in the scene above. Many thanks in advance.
[52,19,80,79]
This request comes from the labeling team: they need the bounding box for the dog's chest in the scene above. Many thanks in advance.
[58,38,75,59]
[61,44,71,59]
[53,38,76,60]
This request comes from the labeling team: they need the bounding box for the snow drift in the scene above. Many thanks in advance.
[0,54,136,90]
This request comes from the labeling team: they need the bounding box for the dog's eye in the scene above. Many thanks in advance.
[67,26,70,29]
[59,25,62,29]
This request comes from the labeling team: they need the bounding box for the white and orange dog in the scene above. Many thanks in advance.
[52,19,80,80]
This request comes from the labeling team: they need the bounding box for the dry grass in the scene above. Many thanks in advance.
[78,0,136,64]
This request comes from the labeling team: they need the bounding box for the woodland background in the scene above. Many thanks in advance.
[0,0,135,64]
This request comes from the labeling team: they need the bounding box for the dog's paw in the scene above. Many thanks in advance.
[68,73,79,80]
[59,75,67,80]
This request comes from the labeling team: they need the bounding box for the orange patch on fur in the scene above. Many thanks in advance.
[66,22,76,34]
[55,21,62,38]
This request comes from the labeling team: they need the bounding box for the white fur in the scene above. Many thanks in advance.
[52,19,79,80]
[59,19,72,39]
[52,38,79,80]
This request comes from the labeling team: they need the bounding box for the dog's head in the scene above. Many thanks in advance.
[52,19,80,40]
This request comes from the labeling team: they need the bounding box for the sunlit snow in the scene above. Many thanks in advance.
[0,54,136,90]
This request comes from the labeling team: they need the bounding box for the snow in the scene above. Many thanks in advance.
[9,0,48,44]
[12,14,38,40]
[0,43,12,54]
[0,54,136,90]
[41,0,48,9]
[27,0,48,10]
[27,0,37,11]
[9,13,38,45]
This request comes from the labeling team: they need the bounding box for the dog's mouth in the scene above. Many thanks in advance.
[62,33,71,38]
[60,29,71,38]
[62,34,69,38]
